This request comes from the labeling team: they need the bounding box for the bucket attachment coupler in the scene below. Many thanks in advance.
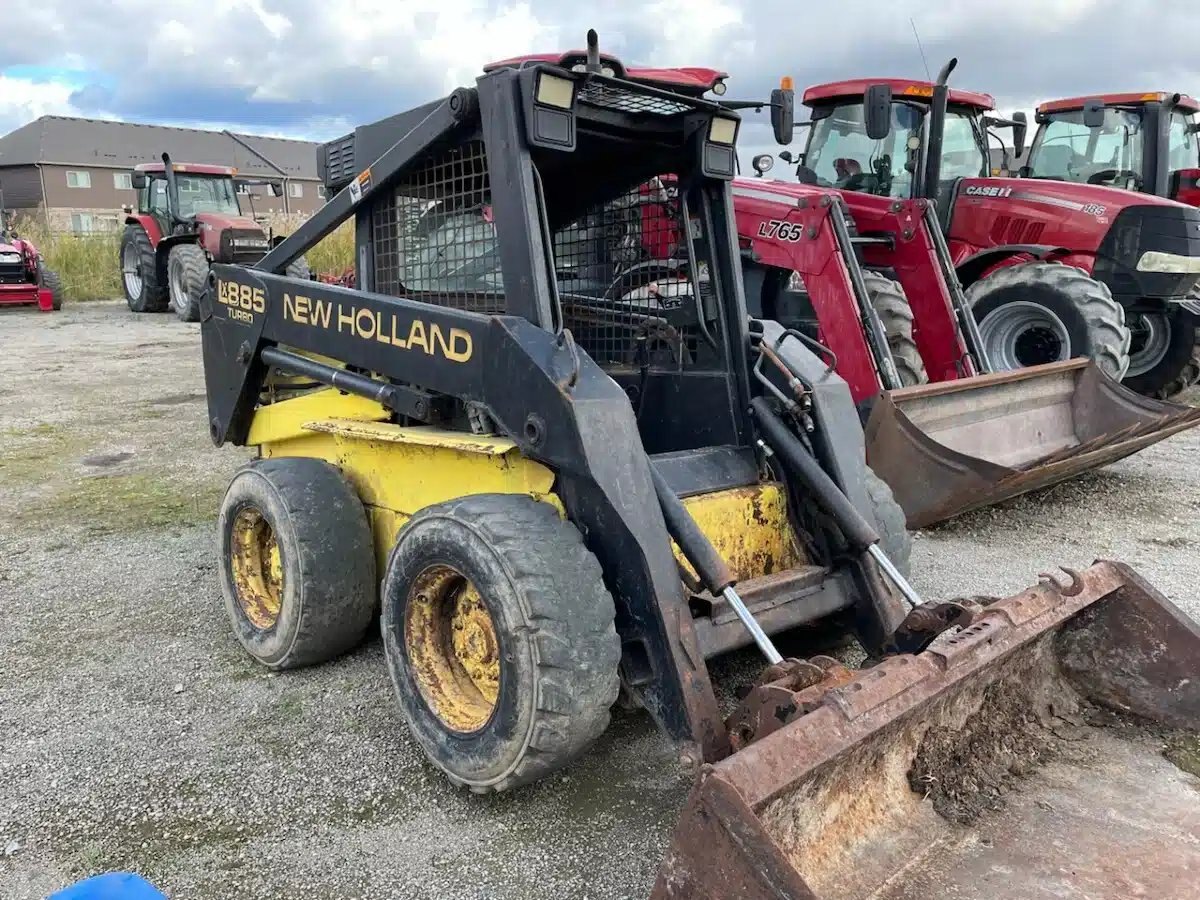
[653,560,1200,900]
[865,358,1200,528]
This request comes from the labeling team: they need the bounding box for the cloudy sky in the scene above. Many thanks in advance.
[1,0,1198,154]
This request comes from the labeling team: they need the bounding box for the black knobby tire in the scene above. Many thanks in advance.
[380,494,620,793]
[38,264,63,310]
[168,243,209,322]
[121,224,168,312]
[1123,305,1200,399]
[864,465,912,578]
[863,271,928,387]
[217,458,376,670]
[967,261,1131,381]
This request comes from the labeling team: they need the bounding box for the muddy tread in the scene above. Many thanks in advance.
[967,261,1131,380]
[864,465,912,578]
[383,494,620,793]
[121,224,168,312]
[218,457,376,669]
[169,243,208,322]
[38,264,63,310]
[863,271,928,387]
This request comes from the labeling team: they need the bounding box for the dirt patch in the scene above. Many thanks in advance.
[80,451,134,468]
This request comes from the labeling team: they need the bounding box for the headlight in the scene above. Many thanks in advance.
[1136,251,1200,274]
[0,252,21,263]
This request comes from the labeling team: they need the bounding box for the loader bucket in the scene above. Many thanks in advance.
[652,561,1200,900]
[864,358,1200,528]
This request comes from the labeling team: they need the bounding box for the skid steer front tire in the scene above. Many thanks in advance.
[218,458,376,670]
[864,465,911,578]
[381,494,620,793]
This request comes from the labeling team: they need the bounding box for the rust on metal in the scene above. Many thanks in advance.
[864,358,1200,527]
[230,505,284,630]
[652,560,1200,900]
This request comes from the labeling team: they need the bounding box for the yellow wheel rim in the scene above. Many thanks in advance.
[405,564,501,733]
[230,507,284,630]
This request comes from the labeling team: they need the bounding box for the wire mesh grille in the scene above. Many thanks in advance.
[577,82,694,116]
[555,178,714,370]
[372,140,504,313]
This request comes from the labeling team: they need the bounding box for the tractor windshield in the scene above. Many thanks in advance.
[1027,108,1146,188]
[175,175,241,218]
[805,102,987,198]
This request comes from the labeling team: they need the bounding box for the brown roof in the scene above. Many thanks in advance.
[0,115,319,178]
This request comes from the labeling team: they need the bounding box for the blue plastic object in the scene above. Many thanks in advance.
[49,872,167,900]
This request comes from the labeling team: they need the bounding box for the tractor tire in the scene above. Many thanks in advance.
[168,243,209,322]
[120,224,168,313]
[864,465,912,579]
[381,494,620,793]
[285,256,312,281]
[967,262,1131,381]
[38,264,63,310]
[217,458,376,670]
[1122,306,1200,399]
[864,271,928,387]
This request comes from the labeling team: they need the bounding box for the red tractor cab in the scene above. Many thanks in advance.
[120,154,308,321]
[785,64,1200,397]
[0,206,62,312]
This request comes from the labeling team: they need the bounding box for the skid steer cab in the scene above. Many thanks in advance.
[120,154,310,322]
[777,62,1200,399]
[199,31,1200,900]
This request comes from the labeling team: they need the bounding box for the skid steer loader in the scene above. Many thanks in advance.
[733,176,1200,526]
[200,33,1200,900]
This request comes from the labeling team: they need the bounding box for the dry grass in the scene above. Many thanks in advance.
[10,213,355,302]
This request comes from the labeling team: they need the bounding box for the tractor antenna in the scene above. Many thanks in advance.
[910,18,931,81]
[586,29,601,74]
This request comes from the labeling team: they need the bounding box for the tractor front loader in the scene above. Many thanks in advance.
[200,34,1200,899]
[734,177,1200,526]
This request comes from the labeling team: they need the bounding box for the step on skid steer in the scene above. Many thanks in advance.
[733,176,1200,526]
[199,33,1200,900]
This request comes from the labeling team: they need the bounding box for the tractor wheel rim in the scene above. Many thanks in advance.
[978,301,1071,370]
[405,564,501,734]
[230,507,284,630]
[1126,312,1172,378]
[122,244,142,297]
[169,261,187,311]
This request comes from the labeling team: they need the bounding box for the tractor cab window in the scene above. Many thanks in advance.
[147,178,170,216]
[939,109,988,183]
[805,102,921,198]
[1167,110,1199,172]
[1028,108,1145,188]
[174,176,241,218]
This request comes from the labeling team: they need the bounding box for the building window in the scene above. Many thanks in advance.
[71,213,95,233]
[66,171,91,189]
[288,181,303,199]
[113,172,133,191]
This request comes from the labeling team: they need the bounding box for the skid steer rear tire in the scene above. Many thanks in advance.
[864,271,928,387]
[968,261,1131,381]
[864,465,911,578]
[1122,306,1200,399]
[169,243,208,322]
[218,458,376,670]
[381,494,620,793]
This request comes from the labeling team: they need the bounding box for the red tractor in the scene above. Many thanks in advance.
[1023,90,1200,393]
[0,206,62,311]
[770,62,1200,398]
[120,154,309,321]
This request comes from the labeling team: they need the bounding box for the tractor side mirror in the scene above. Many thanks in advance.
[864,84,893,140]
[1082,100,1106,129]
[1011,111,1028,158]
[131,172,147,190]
[751,154,774,177]
[770,83,795,146]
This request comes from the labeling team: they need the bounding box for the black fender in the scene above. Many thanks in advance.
[955,243,1069,288]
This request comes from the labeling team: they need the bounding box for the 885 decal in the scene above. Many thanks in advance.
[215,279,266,324]
[757,219,806,242]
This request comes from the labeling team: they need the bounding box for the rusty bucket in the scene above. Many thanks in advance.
[864,359,1200,528]
[652,561,1200,900]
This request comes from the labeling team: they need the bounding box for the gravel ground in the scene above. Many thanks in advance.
[1,302,1197,899]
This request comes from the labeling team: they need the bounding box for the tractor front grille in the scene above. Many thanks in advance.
[0,261,27,284]
[371,140,504,314]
